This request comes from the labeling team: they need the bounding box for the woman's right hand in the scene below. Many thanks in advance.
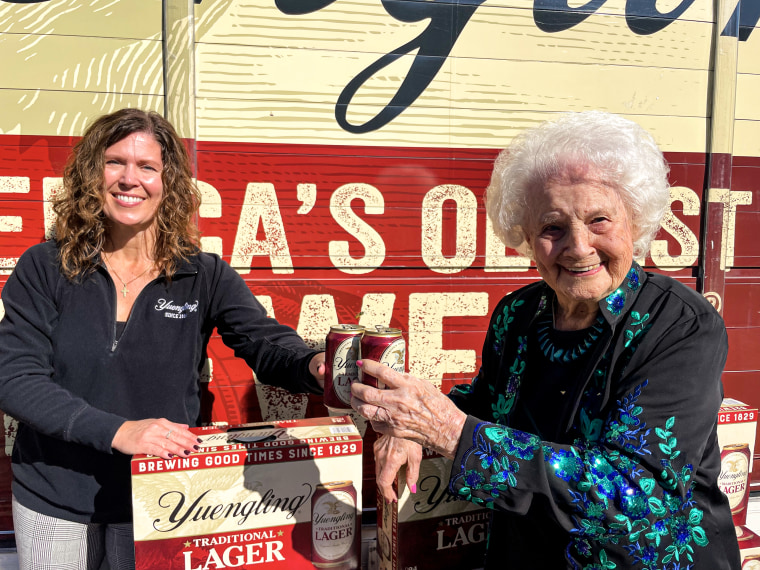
[112,419,200,459]
[351,359,466,459]
[375,434,422,503]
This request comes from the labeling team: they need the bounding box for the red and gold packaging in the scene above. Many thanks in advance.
[324,324,364,411]
[376,448,488,570]
[717,398,759,526]
[719,443,752,526]
[737,525,760,567]
[131,416,362,570]
[359,327,405,389]
[311,481,359,569]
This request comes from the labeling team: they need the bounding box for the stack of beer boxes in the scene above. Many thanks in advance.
[376,448,488,570]
[717,398,759,567]
[131,416,363,570]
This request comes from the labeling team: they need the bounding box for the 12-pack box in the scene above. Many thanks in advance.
[717,398,758,526]
[736,525,760,568]
[132,416,363,569]
[376,448,488,570]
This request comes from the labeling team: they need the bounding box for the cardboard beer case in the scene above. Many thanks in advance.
[736,525,760,568]
[376,448,488,570]
[131,416,363,570]
[717,398,758,526]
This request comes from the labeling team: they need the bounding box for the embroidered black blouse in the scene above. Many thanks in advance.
[447,263,740,569]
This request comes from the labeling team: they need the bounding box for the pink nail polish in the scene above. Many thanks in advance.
[356,360,363,366]
[410,484,417,494]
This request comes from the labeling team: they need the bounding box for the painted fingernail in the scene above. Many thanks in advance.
[410,484,417,494]
[167,453,174,458]
[184,450,191,455]
[193,445,200,451]
[197,438,203,444]
[356,360,363,366]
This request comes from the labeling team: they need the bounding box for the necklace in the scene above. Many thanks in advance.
[103,253,152,298]
[536,307,605,364]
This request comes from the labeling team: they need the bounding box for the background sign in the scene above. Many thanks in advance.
[0,0,759,530]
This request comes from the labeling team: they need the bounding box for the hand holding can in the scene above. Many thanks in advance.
[324,324,364,410]
[358,327,405,388]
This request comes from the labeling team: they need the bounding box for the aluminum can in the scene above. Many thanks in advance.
[359,327,405,389]
[324,324,364,409]
[718,442,751,524]
[311,480,359,569]
[743,555,760,570]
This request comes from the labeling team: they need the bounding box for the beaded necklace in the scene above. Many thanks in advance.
[536,304,605,364]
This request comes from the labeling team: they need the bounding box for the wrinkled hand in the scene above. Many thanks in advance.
[351,359,466,459]
[375,435,422,503]
[112,419,199,459]
[310,352,326,388]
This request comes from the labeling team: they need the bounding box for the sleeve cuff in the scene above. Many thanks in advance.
[297,351,324,395]
[448,414,481,495]
[68,406,126,454]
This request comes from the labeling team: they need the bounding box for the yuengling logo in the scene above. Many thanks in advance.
[155,299,199,320]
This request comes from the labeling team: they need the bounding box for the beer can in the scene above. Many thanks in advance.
[324,324,365,410]
[743,555,760,570]
[359,327,405,389]
[718,442,751,525]
[311,480,359,569]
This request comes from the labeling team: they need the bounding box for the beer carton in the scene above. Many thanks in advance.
[131,416,363,570]
[376,449,488,570]
[736,525,760,568]
[718,398,758,526]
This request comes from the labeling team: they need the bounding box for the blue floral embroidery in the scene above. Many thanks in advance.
[490,334,527,422]
[456,380,709,569]
[627,268,640,291]
[604,266,643,317]
[625,311,651,350]
[606,288,627,315]
[454,424,541,508]
[573,383,708,569]
[491,297,525,355]
[487,295,535,423]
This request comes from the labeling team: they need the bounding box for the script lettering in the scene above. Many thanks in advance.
[153,485,312,532]
[279,0,757,132]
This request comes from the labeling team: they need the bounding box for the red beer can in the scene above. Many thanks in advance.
[311,481,359,569]
[359,327,405,389]
[718,442,751,525]
[324,324,364,410]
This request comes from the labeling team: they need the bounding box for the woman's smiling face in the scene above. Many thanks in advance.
[524,176,634,315]
[102,131,164,232]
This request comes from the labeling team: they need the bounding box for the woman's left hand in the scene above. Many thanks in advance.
[309,352,326,388]
[351,359,466,460]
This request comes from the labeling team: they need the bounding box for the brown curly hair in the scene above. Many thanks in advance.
[53,108,201,280]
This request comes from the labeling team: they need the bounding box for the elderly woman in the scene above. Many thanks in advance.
[0,108,325,569]
[352,111,740,568]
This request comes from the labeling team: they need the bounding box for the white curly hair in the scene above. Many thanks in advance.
[485,111,670,259]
